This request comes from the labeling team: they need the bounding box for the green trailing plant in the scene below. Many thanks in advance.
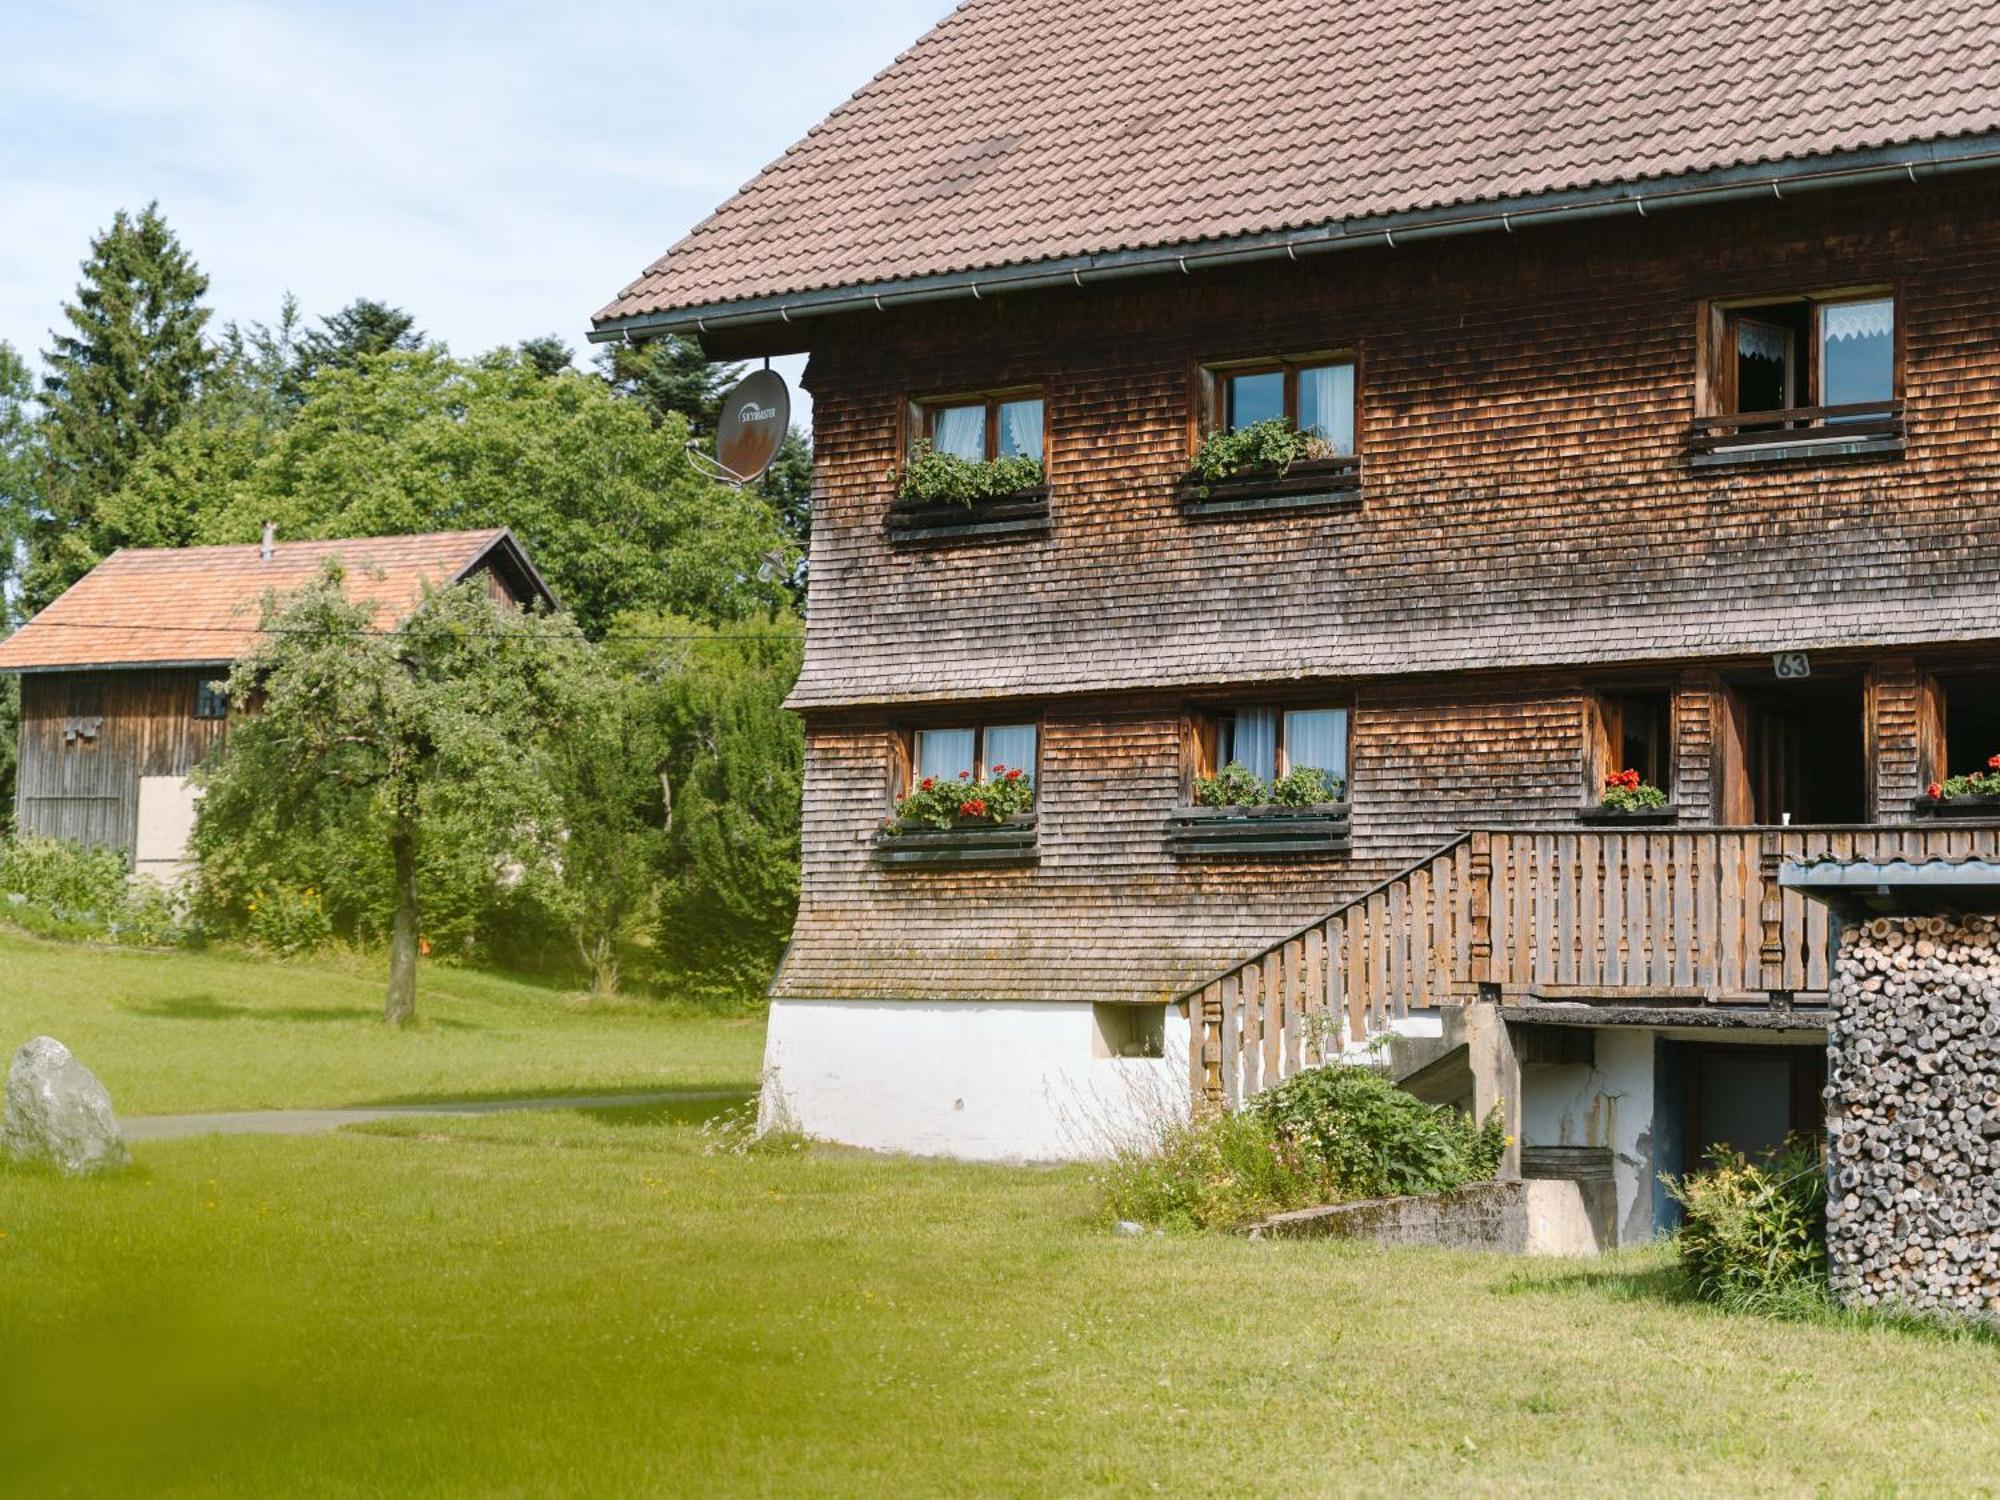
[1189,418,1334,488]
[1665,1137,1829,1314]
[1925,753,2000,802]
[1194,762,1344,808]
[891,439,1044,508]
[892,767,1035,830]
[1601,767,1669,812]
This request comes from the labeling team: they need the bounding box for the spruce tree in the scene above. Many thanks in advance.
[28,203,214,608]
[290,299,422,392]
[597,335,740,435]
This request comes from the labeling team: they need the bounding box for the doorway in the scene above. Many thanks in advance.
[1652,1039,1826,1230]
[1722,675,1867,824]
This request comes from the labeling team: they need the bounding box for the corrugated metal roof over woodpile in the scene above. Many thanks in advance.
[596,0,2000,328]
[0,530,548,672]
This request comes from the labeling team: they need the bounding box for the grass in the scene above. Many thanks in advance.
[0,926,764,1113]
[4,1103,2000,1496]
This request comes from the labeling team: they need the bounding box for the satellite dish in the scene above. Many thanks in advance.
[696,368,791,485]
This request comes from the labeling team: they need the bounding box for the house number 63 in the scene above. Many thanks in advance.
[1773,651,1812,680]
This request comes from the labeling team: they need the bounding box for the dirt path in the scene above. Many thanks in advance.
[122,1090,746,1141]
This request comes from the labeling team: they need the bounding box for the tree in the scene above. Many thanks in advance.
[0,341,35,620]
[597,334,739,436]
[194,566,583,1023]
[290,298,421,390]
[611,612,805,997]
[518,335,574,378]
[27,204,213,608]
[166,347,794,635]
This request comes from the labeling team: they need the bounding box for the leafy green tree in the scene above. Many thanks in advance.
[290,298,421,391]
[517,335,574,378]
[170,347,793,635]
[0,340,35,619]
[27,203,214,607]
[597,334,739,435]
[194,566,585,1023]
[611,612,804,997]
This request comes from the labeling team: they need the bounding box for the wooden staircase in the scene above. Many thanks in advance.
[1180,823,2000,1111]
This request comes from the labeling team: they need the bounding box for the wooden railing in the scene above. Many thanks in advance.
[1185,823,2000,1110]
[1686,399,1903,456]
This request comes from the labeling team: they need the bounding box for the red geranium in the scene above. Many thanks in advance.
[1988,754,2000,770]
[958,770,971,780]
[1928,781,1945,799]
[919,777,935,790]
[1605,768,1642,790]
[959,798,987,818]
[1005,768,1023,781]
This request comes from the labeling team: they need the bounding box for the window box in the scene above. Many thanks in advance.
[1176,456,1361,518]
[885,486,1050,545]
[874,813,1039,866]
[1912,794,2000,820]
[1577,803,1680,827]
[1168,802,1351,858]
[1687,401,1904,468]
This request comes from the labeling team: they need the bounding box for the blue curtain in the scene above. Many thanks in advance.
[931,405,985,460]
[983,724,1037,781]
[997,399,1043,460]
[1284,709,1348,784]
[915,728,976,782]
[1226,709,1278,781]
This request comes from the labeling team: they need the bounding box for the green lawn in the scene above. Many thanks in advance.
[2,1106,1998,1496]
[0,928,764,1113]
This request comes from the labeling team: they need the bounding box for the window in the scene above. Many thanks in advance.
[911,722,1038,786]
[194,679,229,720]
[1207,356,1355,454]
[1695,292,1900,461]
[916,391,1045,463]
[1199,706,1349,788]
[1590,691,1672,796]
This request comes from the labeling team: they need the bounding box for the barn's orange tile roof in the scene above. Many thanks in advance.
[0,530,539,672]
[595,0,2000,329]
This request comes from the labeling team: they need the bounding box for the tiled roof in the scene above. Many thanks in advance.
[596,0,2000,328]
[0,530,535,672]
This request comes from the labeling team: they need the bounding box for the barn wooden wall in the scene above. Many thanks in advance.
[15,668,229,860]
[772,176,2000,1006]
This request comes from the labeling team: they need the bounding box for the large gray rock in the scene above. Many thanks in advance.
[4,1036,129,1175]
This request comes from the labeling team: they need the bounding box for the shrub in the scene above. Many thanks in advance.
[1665,1137,1828,1314]
[1269,766,1342,806]
[1101,1064,1505,1230]
[892,440,1044,507]
[0,835,190,946]
[1601,768,1668,812]
[1189,419,1334,486]
[1248,1065,1506,1201]
[246,883,334,956]
[0,835,132,920]
[1101,1106,1314,1232]
[892,767,1035,829]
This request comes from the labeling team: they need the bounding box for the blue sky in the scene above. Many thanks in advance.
[0,0,954,406]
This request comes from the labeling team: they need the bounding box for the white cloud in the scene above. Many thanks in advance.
[0,0,955,420]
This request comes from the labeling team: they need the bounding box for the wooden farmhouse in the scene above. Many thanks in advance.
[0,529,552,881]
[595,0,2000,1240]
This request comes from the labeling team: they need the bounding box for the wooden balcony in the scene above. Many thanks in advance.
[1183,823,2000,1110]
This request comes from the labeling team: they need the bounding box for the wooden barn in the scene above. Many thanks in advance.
[0,529,552,881]
[594,0,2000,1232]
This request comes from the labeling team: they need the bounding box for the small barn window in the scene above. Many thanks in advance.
[912,390,1045,463]
[194,680,230,720]
[1202,355,1356,454]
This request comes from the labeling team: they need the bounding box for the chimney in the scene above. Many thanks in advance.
[260,521,276,562]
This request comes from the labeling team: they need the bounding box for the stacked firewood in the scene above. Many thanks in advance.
[1827,914,2000,1317]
